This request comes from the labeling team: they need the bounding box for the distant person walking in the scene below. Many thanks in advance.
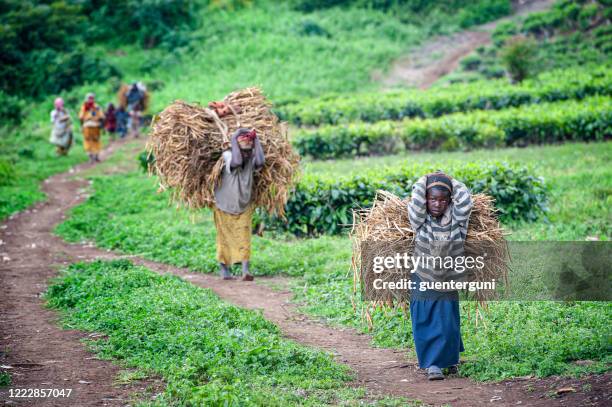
[213,128,265,281]
[49,97,73,156]
[104,103,117,140]
[78,93,105,163]
[129,106,142,138]
[116,106,129,138]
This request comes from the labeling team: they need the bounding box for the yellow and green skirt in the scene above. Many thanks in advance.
[213,204,254,265]
[82,126,102,153]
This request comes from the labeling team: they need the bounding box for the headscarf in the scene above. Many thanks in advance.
[426,171,453,194]
[84,93,95,111]
[54,97,64,110]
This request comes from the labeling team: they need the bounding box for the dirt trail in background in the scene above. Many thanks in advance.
[377,0,556,89]
[2,142,609,406]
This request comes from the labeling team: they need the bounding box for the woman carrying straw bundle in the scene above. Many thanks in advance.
[49,97,73,156]
[78,93,105,163]
[407,171,473,381]
[213,128,265,281]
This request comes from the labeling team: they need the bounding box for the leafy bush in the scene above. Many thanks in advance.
[138,151,155,173]
[294,96,612,158]
[0,1,123,99]
[0,159,16,187]
[457,0,511,28]
[500,36,537,83]
[0,371,10,387]
[276,66,612,125]
[460,54,482,71]
[264,161,548,236]
[80,0,203,49]
[0,91,25,125]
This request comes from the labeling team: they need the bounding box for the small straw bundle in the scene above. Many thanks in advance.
[351,190,509,326]
[147,87,299,215]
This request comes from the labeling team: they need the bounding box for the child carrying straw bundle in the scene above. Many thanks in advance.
[148,87,299,280]
[352,171,508,381]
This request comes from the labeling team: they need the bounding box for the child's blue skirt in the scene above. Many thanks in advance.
[409,274,464,369]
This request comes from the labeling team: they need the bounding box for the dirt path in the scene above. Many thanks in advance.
[0,140,164,406]
[1,140,609,406]
[378,0,556,89]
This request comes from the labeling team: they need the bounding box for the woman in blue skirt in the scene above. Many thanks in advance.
[407,171,473,380]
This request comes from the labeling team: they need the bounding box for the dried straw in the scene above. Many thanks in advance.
[146,87,299,215]
[351,190,509,314]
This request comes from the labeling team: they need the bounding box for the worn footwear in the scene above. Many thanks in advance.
[427,366,444,381]
[242,274,254,281]
[446,365,458,375]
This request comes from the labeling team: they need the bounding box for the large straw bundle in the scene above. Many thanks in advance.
[117,83,150,111]
[147,87,300,215]
[351,190,509,313]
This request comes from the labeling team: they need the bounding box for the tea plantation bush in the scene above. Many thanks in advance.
[276,66,612,126]
[294,96,612,158]
[264,161,548,236]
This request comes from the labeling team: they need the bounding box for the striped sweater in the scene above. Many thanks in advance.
[407,176,473,290]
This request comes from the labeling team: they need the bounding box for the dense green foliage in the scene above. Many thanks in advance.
[499,36,537,83]
[46,260,408,406]
[292,0,512,30]
[450,0,612,84]
[277,66,612,125]
[294,96,612,158]
[265,161,547,236]
[0,0,121,101]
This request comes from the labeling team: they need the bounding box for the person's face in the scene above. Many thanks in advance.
[426,188,451,218]
[87,96,94,103]
[237,136,253,150]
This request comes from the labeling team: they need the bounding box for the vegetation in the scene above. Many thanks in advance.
[45,260,410,406]
[54,142,612,383]
[450,0,612,84]
[294,96,612,158]
[5,0,612,400]
[276,66,612,126]
[266,161,547,235]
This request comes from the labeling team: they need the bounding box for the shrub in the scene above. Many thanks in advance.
[264,161,548,236]
[460,54,482,71]
[0,91,25,125]
[293,96,612,159]
[276,66,612,126]
[0,159,16,186]
[458,0,511,28]
[500,36,537,83]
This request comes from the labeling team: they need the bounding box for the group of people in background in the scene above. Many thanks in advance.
[49,82,147,162]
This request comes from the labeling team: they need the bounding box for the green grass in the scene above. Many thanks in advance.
[55,141,612,381]
[0,122,87,220]
[105,3,428,111]
[45,259,411,406]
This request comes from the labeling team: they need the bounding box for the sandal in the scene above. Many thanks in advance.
[427,366,444,381]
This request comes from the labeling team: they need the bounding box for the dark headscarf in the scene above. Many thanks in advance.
[426,171,453,194]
